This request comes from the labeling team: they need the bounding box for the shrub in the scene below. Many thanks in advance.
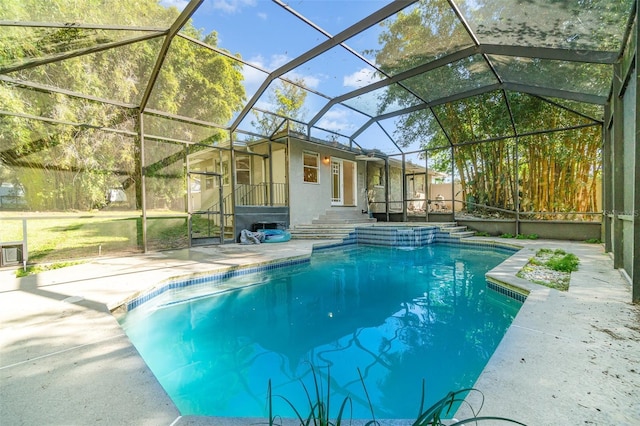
[518,248,579,291]
[516,234,538,240]
[267,366,525,426]
[529,257,545,267]
[545,253,580,273]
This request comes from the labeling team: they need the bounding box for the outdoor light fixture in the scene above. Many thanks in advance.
[323,156,330,164]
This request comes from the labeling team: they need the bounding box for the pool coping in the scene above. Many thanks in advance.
[119,233,525,315]
[1,237,638,425]
[453,239,640,424]
[115,254,313,313]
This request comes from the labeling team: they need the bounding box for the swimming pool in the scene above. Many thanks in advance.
[119,243,522,420]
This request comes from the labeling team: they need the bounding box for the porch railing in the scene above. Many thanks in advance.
[200,182,288,215]
[235,183,287,206]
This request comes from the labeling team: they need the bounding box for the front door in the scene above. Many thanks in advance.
[331,158,356,206]
[331,160,342,205]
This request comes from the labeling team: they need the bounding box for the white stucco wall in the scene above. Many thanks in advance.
[288,138,367,225]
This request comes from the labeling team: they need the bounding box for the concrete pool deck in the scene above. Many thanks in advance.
[1,238,639,425]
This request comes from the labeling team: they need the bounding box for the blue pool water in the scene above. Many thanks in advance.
[119,243,522,419]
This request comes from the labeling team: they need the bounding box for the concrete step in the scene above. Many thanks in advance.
[289,231,352,240]
[311,217,376,224]
[293,223,373,229]
[441,225,468,233]
[439,224,476,239]
[319,209,365,216]
[313,209,376,225]
[450,231,476,238]
[317,210,366,215]
[289,222,469,241]
[289,232,350,240]
[290,222,367,240]
[417,222,458,229]
[289,228,351,234]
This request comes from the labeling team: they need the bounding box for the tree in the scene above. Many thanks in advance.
[251,78,308,137]
[367,0,606,218]
[0,0,246,211]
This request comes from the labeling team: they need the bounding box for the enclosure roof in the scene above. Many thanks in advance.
[0,0,635,156]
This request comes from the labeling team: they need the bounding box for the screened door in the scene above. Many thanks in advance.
[188,171,226,245]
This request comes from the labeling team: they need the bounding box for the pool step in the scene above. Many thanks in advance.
[450,231,476,238]
[441,225,467,233]
[441,225,476,239]
[289,223,372,240]
[289,222,464,240]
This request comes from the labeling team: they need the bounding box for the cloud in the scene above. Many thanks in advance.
[244,54,323,103]
[247,55,321,91]
[242,61,268,97]
[343,68,382,88]
[324,109,349,121]
[268,54,290,69]
[247,54,267,69]
[159,0,189,9]
[317,109,356,133]
[159,0,259,17]
[254,99,275,111]
[301,75,320,89]
[285,71,320,90]
[212,0,256,14]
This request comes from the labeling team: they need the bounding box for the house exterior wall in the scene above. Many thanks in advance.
[287,138,367,225]
[429,183,463,211]
[367,161,459,214]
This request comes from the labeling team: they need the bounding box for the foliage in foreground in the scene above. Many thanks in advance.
[265,366,526,426]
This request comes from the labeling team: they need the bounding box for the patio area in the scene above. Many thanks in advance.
[1,237,638,425]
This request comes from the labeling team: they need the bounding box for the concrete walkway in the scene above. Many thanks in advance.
[1,239,638,425]
[455,239,640,425]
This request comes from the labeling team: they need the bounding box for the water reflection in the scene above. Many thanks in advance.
[121,244,521,418]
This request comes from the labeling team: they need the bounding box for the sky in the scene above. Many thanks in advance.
[158,0,408,153]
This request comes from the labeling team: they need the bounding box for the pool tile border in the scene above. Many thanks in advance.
[486,280,528,303]
[123,230,527,312]
[123,256,310,312]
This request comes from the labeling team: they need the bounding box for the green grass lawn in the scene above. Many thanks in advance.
[1,212,190,263]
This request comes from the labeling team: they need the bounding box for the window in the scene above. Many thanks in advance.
[236,155,251,185]
[303,151,319,183]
